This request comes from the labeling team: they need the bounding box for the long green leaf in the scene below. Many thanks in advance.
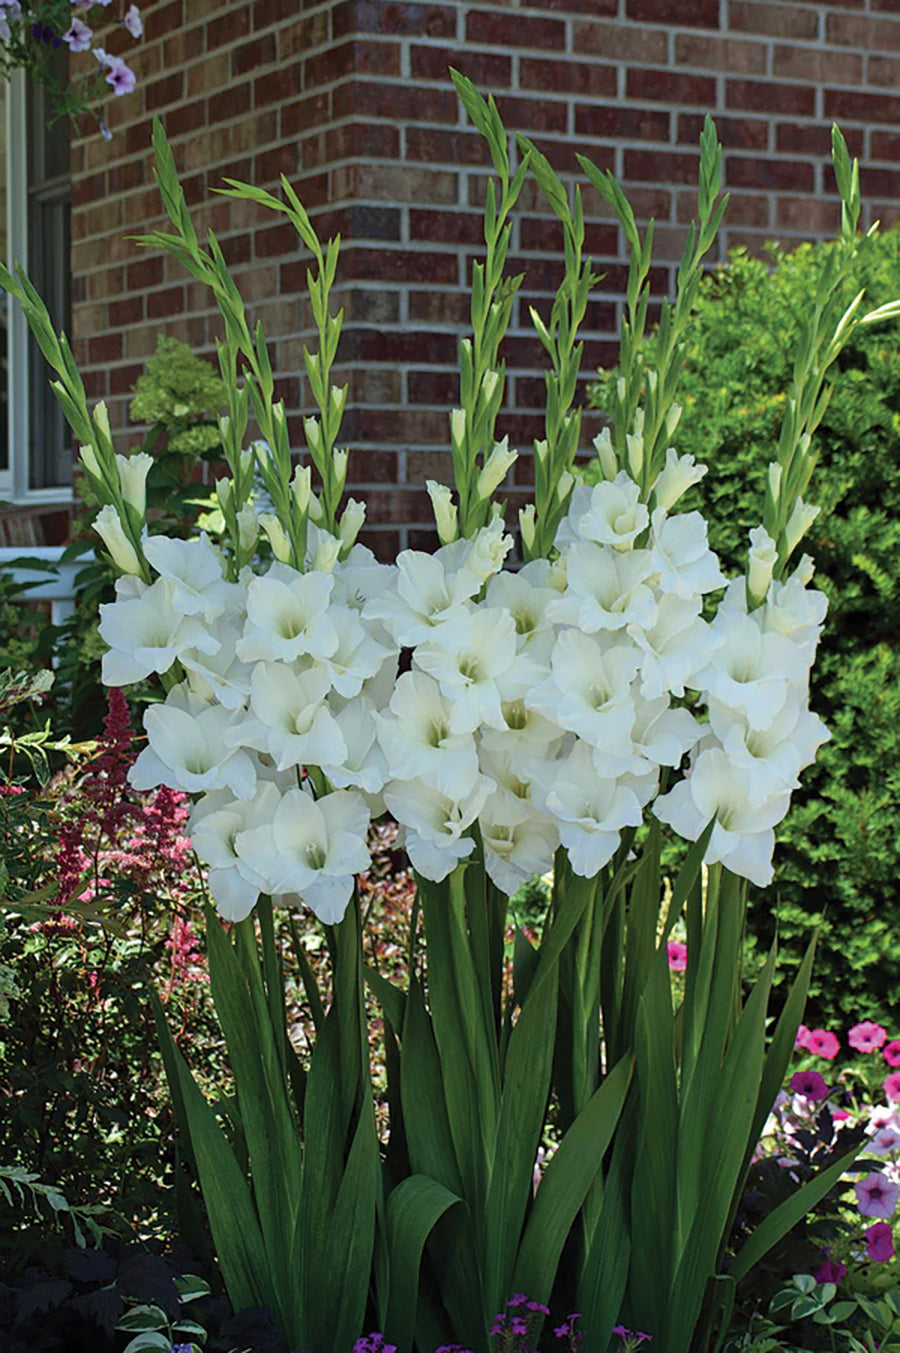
[512,1053,632,1303]
[151,995,273,1317]
[383,1175,464,1353]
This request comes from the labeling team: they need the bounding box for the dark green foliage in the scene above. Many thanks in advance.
[588,232,900,1027]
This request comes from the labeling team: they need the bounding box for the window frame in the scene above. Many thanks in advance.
[0,67,73,507]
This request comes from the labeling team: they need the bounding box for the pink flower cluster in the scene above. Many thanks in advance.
[795,1020,900,1103]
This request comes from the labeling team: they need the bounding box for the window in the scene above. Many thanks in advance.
[0,66,72,503]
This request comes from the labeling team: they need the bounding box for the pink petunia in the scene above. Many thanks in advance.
[790,1069,830,1102]
[795,1024,813,1051]
[832,1108,851,1121]
[884,1040,900,1069]
[667,941,687,973]
[813,1259,846,1284]
[854,1171,900,1219]
[848,1021,888,1054]
[884,1072,900,1104]
[806,1028,840,1059]
[866,1222,895,1263]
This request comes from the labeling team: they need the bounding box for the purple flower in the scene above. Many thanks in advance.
[855,1171,900,1219]
[62,15,91,50]
[813,1259,847,1284]
[866,1221,895,1263]
[105,57,137,95]
[123,3,142,38]
[789,1069,830,1102]
[612,1328,652,1350]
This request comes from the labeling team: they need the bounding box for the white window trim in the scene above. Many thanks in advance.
[0,68,73,508]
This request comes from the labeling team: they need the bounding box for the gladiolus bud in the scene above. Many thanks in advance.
[768,461,783,502]
[332,446,348,490]
[259,514,291,562]
[310,530,341,573]
[93,504,142,575]
[476,437,517,501]
[556,471,575,503]
[304,416,323,455]
[338,498,366,551]
[784,497,820,558]
[237,503,259,553]
[115,452,153,517]
[79,443,103,480]
[92,399,112,446]
[747,524,778,605]
[450,407,467,453]
[215,477,233,512]
[291,464,311,514]
[626,429,643,479]
[426,480,458,545]
[593,427,618,481]
[519,503,536,551]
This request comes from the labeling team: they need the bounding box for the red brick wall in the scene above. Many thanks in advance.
[70,0,900,557]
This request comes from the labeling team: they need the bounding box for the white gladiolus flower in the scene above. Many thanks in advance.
[237,565,338,663]
[364,547,478,647]
[375,671,480,796]
[479,797,558,895]
[130,691,257,798]
[485,564,559,651]
[695,612,811,731]
[235,662,346,771]
[94,504,142,575]
[763,567,828,662]
[548,542,656,633]
[649,508,727,598]
[653,746,791,886]
[115,451,153,516]
[384,775,492,881]
[99,578,218,685]
[528,631,640,751]
[322,698,388,799]
[573,472,648,550]
[318,605,393,699]
[708,696,830,804]
[235,786,370,923]
[631,695,702,768]
[332,543,397,614]
[539,741,642,877]
[179,616,253,710]
[414,607,521,734]
[143,532,232,620]
[190,783,283,922]
[628,594,722,700]
[651,448,708,512]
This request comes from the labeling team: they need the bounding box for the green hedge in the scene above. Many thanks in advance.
[588,231,900,1029]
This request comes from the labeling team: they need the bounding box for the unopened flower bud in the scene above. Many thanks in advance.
[304,416,323,455]
[475,437,517,501]
[426,479,458,545]
[115,451,153,517]
[652,448,708,512]
[534,438,549,466]
[480,369,500,407]
[783,497,820,558]
[332,446,348,490]
[92,398,112,446]
[291,464,312,514]
[239,448,254,476]
[79,443,103,480]
[519,503,536,552]
[215,477,233,512]
[768,461,783,502]
[747,524,778,605]
[338,498,366,552]
[237,503,259,554]
[93,504,142,575]
[665,402,682,437]
[310,529,341,573]
[330,384,347,418]
[260,514,291,562]
[450,407,467,453]
[626,429,643,479]
[593,427,618,481]
[308,492,324,523]
[556,471,575,504]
